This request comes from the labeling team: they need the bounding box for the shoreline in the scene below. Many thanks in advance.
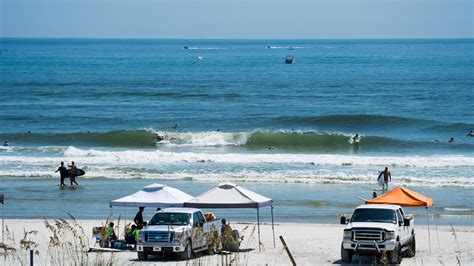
[2,219,472,265]
[1,179,472,225]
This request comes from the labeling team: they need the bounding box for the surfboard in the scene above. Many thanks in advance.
[68,169,85,177]
[377,174,384,188]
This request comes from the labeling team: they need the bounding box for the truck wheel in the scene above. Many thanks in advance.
[137,252,148,261]
[179,239,193,260]
[389,242,402,264]
[405,235,416,257]
[341,244,352,263]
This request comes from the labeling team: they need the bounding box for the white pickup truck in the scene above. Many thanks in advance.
[340,204,416,264]
[137,208,222,260]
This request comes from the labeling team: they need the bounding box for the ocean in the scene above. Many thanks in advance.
[0,38,473,224]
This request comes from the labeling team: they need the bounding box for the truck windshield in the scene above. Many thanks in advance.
[148,213,191,226]
[351,209,397,224]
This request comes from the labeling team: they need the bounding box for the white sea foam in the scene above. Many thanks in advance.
[156,131,250,147]
[0,146,473,187]
[443,207,472,212]
[58,147,474,167]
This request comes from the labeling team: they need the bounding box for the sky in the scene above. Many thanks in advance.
[1,0,472,39]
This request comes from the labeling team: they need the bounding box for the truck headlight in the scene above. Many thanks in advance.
[343,230,352,239]
[174,232,183,243]
[385,231,395,240]
[138,231,145,243]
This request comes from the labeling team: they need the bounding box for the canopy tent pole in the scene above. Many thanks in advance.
[271,205,275,248]
[1,204,3,246]
[257,208,261,252]
[2,195,4,246]
[426,207,431,253]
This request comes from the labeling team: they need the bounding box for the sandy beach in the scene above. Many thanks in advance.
[2,219,472,265]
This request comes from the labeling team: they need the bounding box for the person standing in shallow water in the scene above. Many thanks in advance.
[54,161,68,187]
[377,167,392,191]
[68,161,79,185]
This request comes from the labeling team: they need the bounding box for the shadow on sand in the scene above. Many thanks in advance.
[332,255,381,265]
[129,248,255,262]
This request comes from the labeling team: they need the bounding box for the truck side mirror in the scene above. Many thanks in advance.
[340,216,346,225]
[404,218,410,226]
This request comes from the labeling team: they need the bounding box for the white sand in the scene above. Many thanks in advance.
[2,219,472,265]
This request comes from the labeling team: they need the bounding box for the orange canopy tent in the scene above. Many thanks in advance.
[366,186,435,252]
[365,186,433,206]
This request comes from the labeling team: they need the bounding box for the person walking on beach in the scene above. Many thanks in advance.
[377,167,392,191]
[68,161,79,185]
[54,162,68,187]
[134,207,145,229]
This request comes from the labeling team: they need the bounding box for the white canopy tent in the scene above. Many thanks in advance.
[184,182,275,251]
[110,183,193,208]
[110,184,193,233]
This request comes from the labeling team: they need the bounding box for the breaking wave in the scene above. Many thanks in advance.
[3,128,473,152]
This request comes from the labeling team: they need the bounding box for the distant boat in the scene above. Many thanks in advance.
[285,56,295,64]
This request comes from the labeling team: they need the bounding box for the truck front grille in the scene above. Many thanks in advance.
[146,232,173,243]
[353,229,384,241]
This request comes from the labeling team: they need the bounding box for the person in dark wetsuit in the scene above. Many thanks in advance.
[134,207,145,229]
[155,134,164,142]
[54,162,68,187]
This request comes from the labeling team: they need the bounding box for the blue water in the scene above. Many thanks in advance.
[0,38,473,223]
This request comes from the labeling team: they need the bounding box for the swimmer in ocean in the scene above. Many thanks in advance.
[448,137,455,143]
[3,140,9,147]
[467,130,474,137]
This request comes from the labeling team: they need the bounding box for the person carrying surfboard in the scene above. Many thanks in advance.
[54,161,68,187]
[377,167,391,191]
[68,161,79,185]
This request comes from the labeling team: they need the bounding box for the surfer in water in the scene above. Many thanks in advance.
[352,134,360,144]
[3,140,9,147]
[54,162,68,187]
[68,161,79,185]
[377,167,391,191]
[467,130,474,137]
[155,133,164,142]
